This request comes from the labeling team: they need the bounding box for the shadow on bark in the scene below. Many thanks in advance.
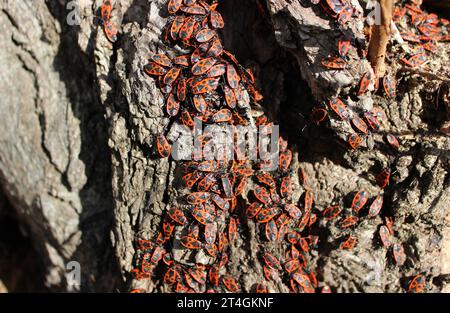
[44,2,122,292]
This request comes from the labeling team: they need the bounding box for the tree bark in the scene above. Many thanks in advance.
[0,0,448,292]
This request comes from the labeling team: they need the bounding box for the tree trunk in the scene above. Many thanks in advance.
[0,0,448,292]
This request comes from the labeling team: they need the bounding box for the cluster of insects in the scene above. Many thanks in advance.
[312,1,400,150]
[324,189,407,269]
[395,0,449,64]
[314,0,448,150]
[126,0,329,293]
[310,0,445,292]
[97,0,443,293]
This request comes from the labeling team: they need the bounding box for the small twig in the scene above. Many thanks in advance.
[398,67,450,83]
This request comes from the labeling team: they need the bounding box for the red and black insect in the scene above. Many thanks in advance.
[192,205,214,225]
[204,222,218,245]
[322,205,342,220]
[101,0,113,21]
[256,207,278,223]
[279,149,293,172]
[385,133,400,150]
[321,0,345,18]
[234,177,247,196]
[253,185,271,204]
[191,57,217,75]
[211,193,230,211]
[192,94,208,114]
[310,107,328,125]
[285,204,302,220]
[223,85,237,109]
[144,62,166,76]
[220,275,239,292]
[180,236,202,250]
[351,116,369,134]
[368,194,383,218]
[228,217,237,242]
[265,219,278,242]
[163,67,182,85]
[291,272,314,293]
[254,283,268,293]
[103,19,118,43]
[408,274,426,293]
[168,207,187,225]
[166,94,180,116]
[184,271,201,291]
[383,73,397,98]
[339,215,359,229]
[167,0,183,14]
[364,111,381,130]
[393,242,406,266]
[226,63,241,89]
[338,38,351,58]
[351,190,369,213]
[298,237,309,252]
[176,77,187,101]
[173,53,190,67]
[285,231,299,245]
[210,10,225,29]
[262,252,282,270]
[187,191,210,204]
[156,134,171,158]
[187,223,200,239]
[276,213,290,228]
[400,52,427,68]
[284,259,301,273]
[150,246,165,264]
[340,235,357,250]
[246,202,263,218]
[358,71,372,95]
[179,17,196,41]
[328,97,350,120]
[376,168,391,189]
[280,176,293,198]
[208,265,219,287]
[164,266,181,285]
[400,32,421,43]
[338,5,353,25]
[196,28,217,43]
[256,172,276,189]
[379,225,392,248]
[192,77,220,94]
[170,16,185,40]
[188,266,207,285]
[136,239,153,251]
[207,62,226,77]
[347,133,362,150]
[321,56,347,69]
[152,53,172,68]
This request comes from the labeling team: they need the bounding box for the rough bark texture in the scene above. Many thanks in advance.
[0,0,120,291]
[0,0,448,292]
